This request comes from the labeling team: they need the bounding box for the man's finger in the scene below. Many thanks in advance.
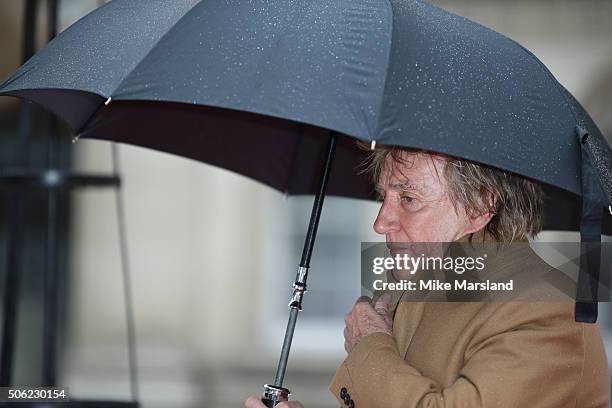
[379,292,392,305]
[355,301,388,326]
[374,293,392,315]
[277,402,304,408]
[344,312,353,326]
[245,395,265,408]
[355,295,372,305]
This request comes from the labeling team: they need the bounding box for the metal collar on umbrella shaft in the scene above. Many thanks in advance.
[262,384,290,406]
[288,265,309,310]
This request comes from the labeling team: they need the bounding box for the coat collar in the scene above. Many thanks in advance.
[391,228,526,359]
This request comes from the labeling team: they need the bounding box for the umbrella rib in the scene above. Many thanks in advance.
[372,0,394,140]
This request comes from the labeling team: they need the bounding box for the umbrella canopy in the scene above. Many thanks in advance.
[1,0,610,211]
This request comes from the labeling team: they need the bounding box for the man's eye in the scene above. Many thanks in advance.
[401,195,414,204]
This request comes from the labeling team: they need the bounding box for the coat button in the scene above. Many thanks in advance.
[343,393,351,405]
[348,399,355,408]
[340,387,347,399]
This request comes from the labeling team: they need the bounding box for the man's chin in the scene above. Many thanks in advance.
[391,269,418,281]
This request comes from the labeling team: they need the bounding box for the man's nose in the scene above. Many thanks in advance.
[373,200,400,235]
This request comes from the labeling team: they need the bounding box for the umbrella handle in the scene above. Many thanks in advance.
[262,384,290,407]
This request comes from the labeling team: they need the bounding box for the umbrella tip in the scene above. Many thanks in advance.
[72,134,80,144]
[575,124,589,144]
[104,96,112,106]
[370,140,377,150]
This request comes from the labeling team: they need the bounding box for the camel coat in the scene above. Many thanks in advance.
[329,232,610,407]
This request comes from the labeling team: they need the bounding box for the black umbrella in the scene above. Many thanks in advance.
[1,0,611,405]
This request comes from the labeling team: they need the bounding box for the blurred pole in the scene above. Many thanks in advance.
[112,144,140,402]
[42,0,59,387]
[0,0,39,387]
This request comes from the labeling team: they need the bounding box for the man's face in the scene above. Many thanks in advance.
[373,152,477,244]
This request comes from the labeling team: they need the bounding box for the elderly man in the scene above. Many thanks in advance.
[246,146,611,408]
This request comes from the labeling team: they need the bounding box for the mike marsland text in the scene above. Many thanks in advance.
[372,279,514,291]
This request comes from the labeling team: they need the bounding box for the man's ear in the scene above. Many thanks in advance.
[465,210,495,235]
[464,190,497,234]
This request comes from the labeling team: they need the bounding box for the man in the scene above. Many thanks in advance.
[246,146,610,407]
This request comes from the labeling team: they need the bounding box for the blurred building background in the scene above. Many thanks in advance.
[0,1,611,407]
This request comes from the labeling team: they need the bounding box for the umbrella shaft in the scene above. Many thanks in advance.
[299,133,338,268]
[264,132,338,404]
[274,307,299,386]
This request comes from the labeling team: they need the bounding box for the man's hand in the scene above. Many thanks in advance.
[244,395,304,408]
[344,293,392,353]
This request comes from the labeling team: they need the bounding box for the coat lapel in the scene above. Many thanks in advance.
[393,299,425,359]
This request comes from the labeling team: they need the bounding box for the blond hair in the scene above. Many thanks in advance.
[361,144,544,242]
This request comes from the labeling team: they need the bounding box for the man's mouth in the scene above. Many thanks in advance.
[386,242,412,251]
